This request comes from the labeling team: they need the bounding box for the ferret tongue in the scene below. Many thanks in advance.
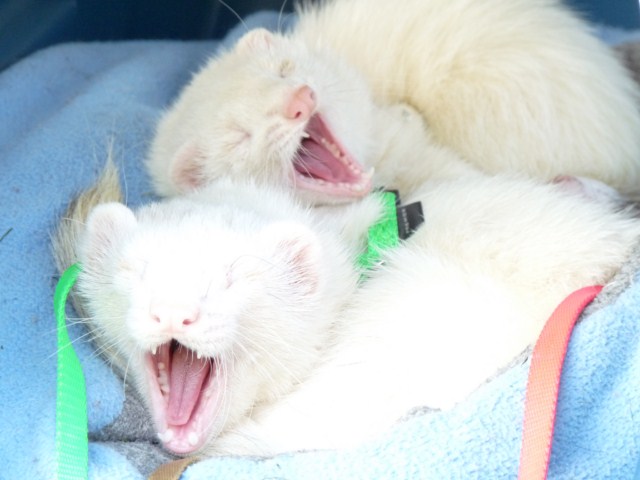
[167,347,210,426]
[298,139,346,182]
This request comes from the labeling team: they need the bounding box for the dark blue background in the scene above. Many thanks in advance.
[0,0,638,71]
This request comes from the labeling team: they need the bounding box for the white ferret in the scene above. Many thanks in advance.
[147,0,640,203]
[63,174,377,455]
[55,155,640,457]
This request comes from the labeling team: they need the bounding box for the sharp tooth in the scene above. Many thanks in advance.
[301,132,310,139]
[196,351,202,360]
[158,429,174,443]
[151,346,157,355]
[158,370,169,394]
[188,432,200,446]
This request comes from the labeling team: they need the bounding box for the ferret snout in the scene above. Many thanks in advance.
[284,85,316,121]
[149,303,201,333]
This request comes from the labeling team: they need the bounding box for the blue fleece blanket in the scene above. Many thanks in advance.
[2,11,640,479]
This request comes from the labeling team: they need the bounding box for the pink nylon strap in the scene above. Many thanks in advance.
[517,285,602,480]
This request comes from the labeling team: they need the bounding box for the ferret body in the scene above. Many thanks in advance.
[54,159,640,456]
[147,0,640,203]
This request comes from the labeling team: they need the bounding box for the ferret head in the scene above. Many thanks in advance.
[147,28,376,204]
[76,192,357,455]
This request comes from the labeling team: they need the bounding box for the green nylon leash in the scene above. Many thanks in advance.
[54,262,88,480]
[357,191,400,271]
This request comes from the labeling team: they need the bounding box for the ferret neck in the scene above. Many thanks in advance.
[357,190,424,273]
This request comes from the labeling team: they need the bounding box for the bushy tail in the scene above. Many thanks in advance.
[52,159,123,318]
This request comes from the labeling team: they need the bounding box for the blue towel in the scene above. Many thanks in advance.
[1,11,639,479]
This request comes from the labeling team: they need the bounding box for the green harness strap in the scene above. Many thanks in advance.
[54,263,88,480]
[357,191,400,271]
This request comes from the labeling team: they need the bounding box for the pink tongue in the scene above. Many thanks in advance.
[296,139,347,182]
[167,346,210,426]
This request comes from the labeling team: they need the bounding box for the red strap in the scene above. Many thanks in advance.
[517,285,602,480]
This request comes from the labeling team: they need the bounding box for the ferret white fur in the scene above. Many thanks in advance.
[69,172,380,455]
[207,173,640,456]
[147,0,640,203]
[56,162,640,458]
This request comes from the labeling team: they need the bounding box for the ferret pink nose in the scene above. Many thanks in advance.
[284,85,316,121]
[150,305,200,331]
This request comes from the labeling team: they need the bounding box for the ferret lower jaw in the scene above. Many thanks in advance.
[145,343,226,455]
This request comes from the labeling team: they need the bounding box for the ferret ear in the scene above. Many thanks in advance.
[235,28,275,53]
[260,221,322,295]
[81,202,137,267]
[170,141,206,193]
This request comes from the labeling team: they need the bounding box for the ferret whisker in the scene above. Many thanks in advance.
[277,0,289,33]
[45,328,99,362]
[119,347,141,390]
[91,335,128,360]
[235,332,304,386]
[242,325,317,362]
[81,327,130,367]
[233,337,288,387]
[217,0,248,33]
[291,156,315,180]
[230,253,289,276]
[40,316,91,336]
[204,355,232,437]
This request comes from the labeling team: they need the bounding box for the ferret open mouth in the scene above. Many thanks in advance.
[293,113,373,198]
[145,340,225,455]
